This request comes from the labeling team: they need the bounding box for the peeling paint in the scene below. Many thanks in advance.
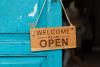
[28,3,37,17]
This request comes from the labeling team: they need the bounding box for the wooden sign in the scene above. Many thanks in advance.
[30,26,76,51]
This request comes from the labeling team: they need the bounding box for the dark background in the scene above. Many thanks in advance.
[62,0,100,67]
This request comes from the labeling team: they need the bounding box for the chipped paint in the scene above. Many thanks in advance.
[28,3,37,17]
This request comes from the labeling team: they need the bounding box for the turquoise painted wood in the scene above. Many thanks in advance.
[0,56,46,67]
[0,0,62,67]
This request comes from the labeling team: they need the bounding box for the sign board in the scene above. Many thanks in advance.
[30,26,76,51]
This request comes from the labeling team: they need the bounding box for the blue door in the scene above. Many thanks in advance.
[0,0,62,67]
[0,56,46,67]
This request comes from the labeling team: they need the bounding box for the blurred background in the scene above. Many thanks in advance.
[62,0,100,67]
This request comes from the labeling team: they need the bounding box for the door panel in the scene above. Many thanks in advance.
[0,56,46,67]
[0,0,62,67]
[0,0,40,33]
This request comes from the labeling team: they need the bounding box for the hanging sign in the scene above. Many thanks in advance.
[30,26,76,51]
